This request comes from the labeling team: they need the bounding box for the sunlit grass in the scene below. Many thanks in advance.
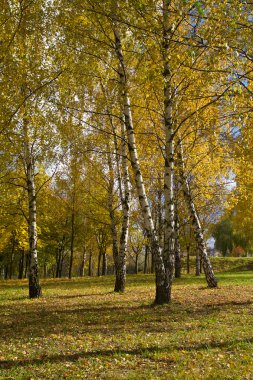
[0,272,253,379]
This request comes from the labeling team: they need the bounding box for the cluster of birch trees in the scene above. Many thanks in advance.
[0,0,252,303]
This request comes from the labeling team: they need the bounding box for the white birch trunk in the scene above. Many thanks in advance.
[114,119,130,292]
[80,245,87,277]
[174,179,181,278]
[23,119,41,298]
[162,0,175,295]
[68,206,75,279]
[178,142,217,287]
[111,4,169,303]
[107,150,119,273]
[107,125,130,292]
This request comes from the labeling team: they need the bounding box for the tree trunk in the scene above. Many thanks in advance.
[186,245,190,274]
[102,252,107,276]
[88,249,93,276]
[174,180,181,278]
[43,261,47,278]
[196,247,201,276]
[107,151,121,288]
[175,250,181,278]
[80,245,86,277]
[112,7,168,304]
[57,253,63,278]
[162,0,175,299]
[4,266,8,280]
[97,252,101,276]
[56,239,65,278]
[24,251,28,278]
[115,120,131,292]
[69,209,75,279]
[144,245,149,274]
[100,84,130,293]
[178,144,217,288]
[9,232,16,279]
[18,248,25,279]
[55,248,60,278]
[151,253,154,274]
[174,222,181,279]
[135,255,139,274]
[24,139,41,297]
[27,170,41,297]
[107,118,130,291]
[157,186,164,247]
[22,115,41,297]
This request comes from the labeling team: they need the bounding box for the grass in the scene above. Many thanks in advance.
[0,272,253,379]
[182,257,253,273]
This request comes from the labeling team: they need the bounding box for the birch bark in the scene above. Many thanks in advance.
[174,182,181,278]
[80,245,87,277]
[68,207,75,279]
[162,0,175,296]
[177,143,217,287]
[111,3,169,303]
[23,118,41,298]
[107,123,130,292]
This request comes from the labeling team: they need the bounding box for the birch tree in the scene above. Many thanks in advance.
[0,0,62,296]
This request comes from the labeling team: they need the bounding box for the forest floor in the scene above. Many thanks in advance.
[0,273,253,379]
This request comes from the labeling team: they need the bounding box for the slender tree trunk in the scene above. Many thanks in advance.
[112,7,168,304]
[157,185,163,247]
[107,151,121,288]
[162,0,175,299]
[135,255,139,274]
[56,239,65,278]
[97,252,101,276]
[196,246,201,276]
[59,251,65,278]
[22,115,41,297]
[69,209,75,279]
[115,120,131,292]
[23,120,41,297]
[174,211,181,278]
[4,266,8,280]
[151,254,155,274]
[27,169,41,298]
[186,245,190,274]
[144,245,149,274]
[24,251,28,278]
[101,84,130,292]
[80,245,86,277]
[88,249,93,276]
[43,261,47,278]
[102,252,107,276]
[9,232,16,279]
[174,178,181,278]
[55,248,60,278]
[18,248,25,279]
[178,144,217,287]
[27,163,41,297]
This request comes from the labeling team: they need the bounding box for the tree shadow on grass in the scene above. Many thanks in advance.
[0,300,251,344]
[1,295,252,345]
[1,291,114,302]
[47,292,109,300]
[1,337,253,370]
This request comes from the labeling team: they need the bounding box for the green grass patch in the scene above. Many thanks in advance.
[0,273,253,379]
[181,256,253,273]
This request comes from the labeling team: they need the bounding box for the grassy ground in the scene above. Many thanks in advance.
[0,273,253,379]
[181,257,253,273]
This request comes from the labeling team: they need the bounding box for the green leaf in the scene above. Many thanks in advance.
[194,1,205,16]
